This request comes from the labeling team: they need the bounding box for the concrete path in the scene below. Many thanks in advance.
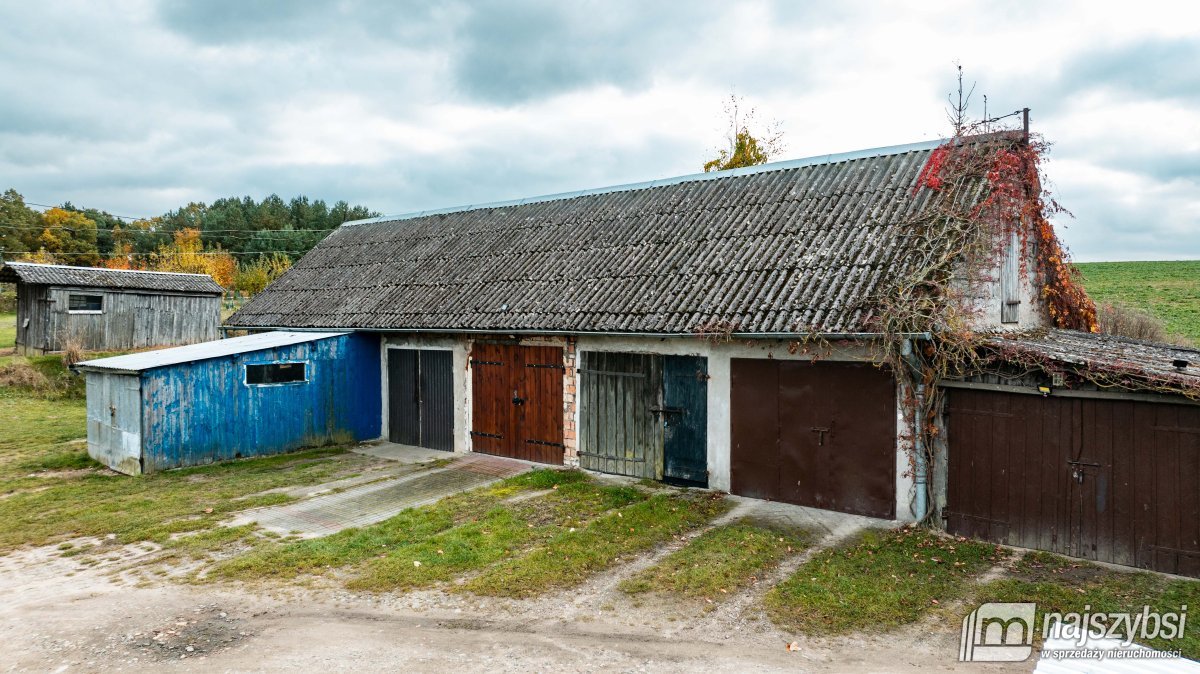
[230,448,532,538]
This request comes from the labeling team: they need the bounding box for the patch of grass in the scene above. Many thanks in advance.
[0,354,86,400]
[347,480,645,591]
[17,443,98,473]
[0,365,395,555]
[162,524,264,557]
[211,468,594,581]
[765,527,1000,634]
[0,437,378,553]
[620,521,809,601]
[976,551,1200,659]
[0,395,88,486]
[0,313,13,351]
[462,492,730,598]
[1077,261,1200,344]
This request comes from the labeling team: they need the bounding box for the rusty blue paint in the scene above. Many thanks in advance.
[132,332,381,472]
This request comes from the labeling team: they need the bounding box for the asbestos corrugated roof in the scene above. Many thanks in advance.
[984,329,1200,394]
[0,262,224,295]
[227,138,961,335]
[73,331,347,373]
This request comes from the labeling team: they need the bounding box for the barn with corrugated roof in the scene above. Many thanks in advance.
[223,137,1046,523]
[75,133,1200,577]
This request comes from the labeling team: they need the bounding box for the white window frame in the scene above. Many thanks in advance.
[67,293,104,315]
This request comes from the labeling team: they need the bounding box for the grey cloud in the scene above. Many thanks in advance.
[154,0,456,47]
[0,1,1196,263]
[1061,38,1200,103]
[449,1,694,103]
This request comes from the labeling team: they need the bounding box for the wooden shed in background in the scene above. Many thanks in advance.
[0,261,223,355]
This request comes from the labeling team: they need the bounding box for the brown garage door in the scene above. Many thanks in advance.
[946,388,1200,577]
[470,342,564,464]
[730,359,896,518]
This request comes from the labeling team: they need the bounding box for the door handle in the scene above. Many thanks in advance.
[810,426,831,446]
[512,396,525,406]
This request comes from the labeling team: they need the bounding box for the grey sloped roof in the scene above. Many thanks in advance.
[984,329,1200,395]
[0,262,224,295]
[228,139,955,335]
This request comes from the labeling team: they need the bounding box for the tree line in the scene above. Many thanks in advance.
[0,189,377,294]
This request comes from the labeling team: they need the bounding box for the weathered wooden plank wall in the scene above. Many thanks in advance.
[14,283,48,354]
[28,286,220,353]
[578,351,662,479]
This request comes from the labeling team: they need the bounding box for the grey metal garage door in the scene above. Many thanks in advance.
[388,348,453,451]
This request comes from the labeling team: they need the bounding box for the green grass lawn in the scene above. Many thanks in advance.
[765,527,1001,634]
[214,470,730,598]
[976,551,1200,659]
[0,365,383,553]
[0,313,14,351]
[620,521,809,603]
[462,491,729,598]
[1076,261,1200,343]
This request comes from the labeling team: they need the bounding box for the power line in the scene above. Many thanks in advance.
[0,224,336,236]
[24,202,149,222]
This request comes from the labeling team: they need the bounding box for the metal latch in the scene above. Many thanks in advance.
[1067,460,1100,483]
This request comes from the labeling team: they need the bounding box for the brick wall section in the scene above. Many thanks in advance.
[562,337,579,466]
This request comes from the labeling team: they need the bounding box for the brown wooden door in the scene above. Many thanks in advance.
[731,359,896,518]
[946,389,1200,577]
[470,343,564,464]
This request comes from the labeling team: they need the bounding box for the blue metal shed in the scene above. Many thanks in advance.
[75,331,381,474]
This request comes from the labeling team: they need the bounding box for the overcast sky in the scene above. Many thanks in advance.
[1,0,1197,261]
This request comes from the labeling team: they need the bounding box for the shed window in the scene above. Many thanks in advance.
[68,294,103,313]
[246,362,307,385]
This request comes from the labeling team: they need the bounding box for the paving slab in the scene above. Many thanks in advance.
[230,452,532,538]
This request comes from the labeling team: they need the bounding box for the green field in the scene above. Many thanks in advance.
[1076,261,1200,344]
[1,313,13,351]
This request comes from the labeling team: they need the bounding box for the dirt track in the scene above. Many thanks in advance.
[0,537,1031,673]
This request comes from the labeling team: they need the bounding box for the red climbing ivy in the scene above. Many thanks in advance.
[914,132,1098,332]
[871,126,1099,523]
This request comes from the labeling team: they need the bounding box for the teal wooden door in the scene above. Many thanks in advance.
[662,355,708,486]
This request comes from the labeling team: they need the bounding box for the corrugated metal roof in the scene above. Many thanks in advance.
[227,138,978,335]
[74,331,348,374]
[0,262,224,295]
[343,139,946,226]
[984,329,1200,394]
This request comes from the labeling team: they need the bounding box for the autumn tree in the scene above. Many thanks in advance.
[151,228,236,288]
[703,94,786,172]
[24,208,100,266]
[234,252,292,295]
